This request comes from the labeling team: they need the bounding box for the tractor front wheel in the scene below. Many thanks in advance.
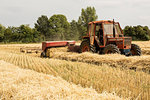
[130,44,141,56]
[103,44,120,54]
[79,40,90,53]
[90,44,96,53]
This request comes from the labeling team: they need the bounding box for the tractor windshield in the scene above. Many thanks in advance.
[104,23,122,36]
[103,24,113,35]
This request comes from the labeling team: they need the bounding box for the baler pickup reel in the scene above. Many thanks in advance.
[20,47,42,53]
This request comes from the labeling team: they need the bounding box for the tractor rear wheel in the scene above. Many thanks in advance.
[130,44,141,56]
[103,44,120,54]
[79,40,90,53]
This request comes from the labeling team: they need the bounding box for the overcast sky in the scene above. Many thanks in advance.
[0,0,150,28]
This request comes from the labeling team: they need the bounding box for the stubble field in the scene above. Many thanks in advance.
[0,41,150,100]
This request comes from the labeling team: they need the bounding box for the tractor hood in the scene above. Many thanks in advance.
[107,37,132,49]
[107,37,131,42]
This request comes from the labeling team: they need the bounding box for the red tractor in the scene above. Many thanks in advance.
[79,20,141,56]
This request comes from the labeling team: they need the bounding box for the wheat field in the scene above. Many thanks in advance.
[0,60,124,100]
[52,52,150,73]
[0,41,150,99]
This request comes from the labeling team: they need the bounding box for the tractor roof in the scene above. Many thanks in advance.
[88,20,114,24]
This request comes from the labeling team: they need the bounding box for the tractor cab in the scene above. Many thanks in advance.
[80,20,141,56]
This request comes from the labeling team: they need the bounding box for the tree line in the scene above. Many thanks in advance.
[0,6,150,43]
[124,25,150,41]
[0,24,41,43]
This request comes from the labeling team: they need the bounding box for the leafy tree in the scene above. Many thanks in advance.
[32,28,42,42]
[49,14,70,40]
[8,27,20,42]
[0,23,42,43]
[77,17,87,39]
[34,15,49,40]
[78,7,98,39]
[4,27,12,43]
[124,25,150,41]
[0,24,6,42]
[79,7,98,28]
[69,20,79,40]
[18,25,32,43]
[18,25,42,43]
[2,25,42,43]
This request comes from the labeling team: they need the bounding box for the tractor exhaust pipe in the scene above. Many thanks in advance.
[113,19,115,38]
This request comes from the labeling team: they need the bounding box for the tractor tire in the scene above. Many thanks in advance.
[103,44,120,54]
[90,44,96,53]
[79,40,90,53]
[130,44,141,56]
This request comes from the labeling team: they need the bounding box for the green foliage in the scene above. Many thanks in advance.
[18,25,38,43]
[69,20,79,40]
[0,24,6,42]
[124,25,150,41]
[34,15,50,39]
[80,7,98,27]
[33,7,98,41]
[4,27,12,43]
[77,7,98,39]
[2,25,42,43]
[49,14,70,40]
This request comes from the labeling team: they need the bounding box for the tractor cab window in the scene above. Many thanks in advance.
[104,23,122,37]
[115,24,122,36]
[95,24,104,45]
[104,24,113,35]
[95,24,103,37]
[95,24,101,36]
[88,24,94,36]
[89,23,95,45]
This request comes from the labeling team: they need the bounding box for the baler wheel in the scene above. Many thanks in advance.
[130,44,141,56]
[103,44,120,54]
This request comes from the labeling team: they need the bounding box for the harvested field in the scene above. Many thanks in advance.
[0,51,149,99]
[133,41,150,55]
[52,52,150,73]
[0,60,123,100]
[0,41,150,99]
